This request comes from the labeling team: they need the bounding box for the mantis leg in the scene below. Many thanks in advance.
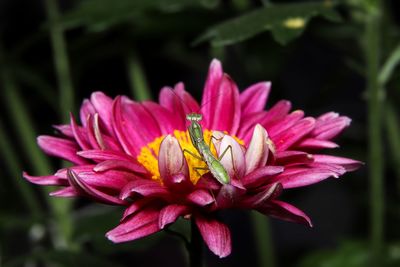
[182,149,203,161]
[218,145,239,179]
[193,166,209,177]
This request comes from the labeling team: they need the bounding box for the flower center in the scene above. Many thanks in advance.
[136,130,244,184]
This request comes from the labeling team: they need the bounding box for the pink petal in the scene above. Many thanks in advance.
[195,215,232,258]
[295,138,339,149]
[217,135,245,180]
[49,186,78,197]
[158,135,191,190]
[261,100,292,129]
[120,179,169,200]
[275,151,314,166]
[77,149,136,162]
[53,124,74,138]
[67,169,127,205]
[313,155,363,171]
[142,101,182,133]
[239,183,282,208]
[242,166,284,188]
[237,112,267,141]
[159,204,190,229]
[240,82,271,115]
[70,114,90,150]
[273,117,316,151]
[94,159,147,174]
[203,74,241,134]
[79,99,95,127]
[106,207,161,243]
[23,172,67,186]
[201,59,223,128]
[121,198,152,221]
[270,168,341,189]
[186,189,214,206]
[268,110,304,138]
[174,82,200,114]
[112,97,145,156]
[312,112,351,140]
[90,91,114,136]
[158,86,187,128]
[258,200,312,226]
[245,124,269,174]
[56,166,135,190]
[37,135,87,165]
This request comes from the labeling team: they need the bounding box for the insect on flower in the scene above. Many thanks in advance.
[23,59,362,258]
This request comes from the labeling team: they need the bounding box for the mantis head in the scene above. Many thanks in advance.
[186,113,202,122]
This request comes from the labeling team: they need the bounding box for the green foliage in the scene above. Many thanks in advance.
[194,1,341,46]
[61,0,219,31]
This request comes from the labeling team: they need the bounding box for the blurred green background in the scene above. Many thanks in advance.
[0,0,399,266]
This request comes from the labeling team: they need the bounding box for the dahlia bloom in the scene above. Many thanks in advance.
[24,59,361,258]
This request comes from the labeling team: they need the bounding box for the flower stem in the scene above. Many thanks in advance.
[251,212,275,267]
[364,3,384,265]
[188,219,204,267]
[45,0,74,122]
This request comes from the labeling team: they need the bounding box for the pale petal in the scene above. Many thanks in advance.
[245,124,269,174]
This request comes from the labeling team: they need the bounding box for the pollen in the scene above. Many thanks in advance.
[136,130,244,184]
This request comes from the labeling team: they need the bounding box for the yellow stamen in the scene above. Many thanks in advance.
[136,130,244,184]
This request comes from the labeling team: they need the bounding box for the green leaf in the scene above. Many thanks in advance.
[61,0,219,31]
[194,1,341,46]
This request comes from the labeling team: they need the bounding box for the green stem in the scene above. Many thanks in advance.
[126,50,151,101]
[0,119,43,221]
[44,0,76,249]
[251,212,275,267]
[45,0,74,122]
[365,5,384,265]
[385,103,400,194]
[188,219,203,267]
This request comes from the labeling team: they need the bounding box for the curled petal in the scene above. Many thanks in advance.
[49,187,78,197]
[269,110,304,138]
[275,151,314,166]
[121,198,153,221]
[261,100,291,128]
[107,207,161,243]
[174,82,200,114]
[313,155,363,171]
[70,114,90,150]
[67,170,127,205]
[187,189,214,206]
[218,135,245,180]
[245,124,269,174]
[79,99,95,127]
[90,91,114,135]
[53,124,74,138]
[94,159,147,174]
[159,204,190,229]
[242,166,284,188]
[258,200,312,227]
[77,149,136,162]
[240,183,282,208]
[23,172,67,186]
[158,135,190,190]
[240,82,271,115]
[312,113,351,140]
[295,138,339,149]
[195,214,232,258]
[120,180,169,200]
[270,168,342,189]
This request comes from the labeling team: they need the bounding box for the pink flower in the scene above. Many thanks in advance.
[24,59,361,258]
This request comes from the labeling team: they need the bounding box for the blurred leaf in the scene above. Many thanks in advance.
[378,43,400,86]
[385,103,400,192]
[299,241,400,267]
[61,0,219,31]
[194,1,341,46]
